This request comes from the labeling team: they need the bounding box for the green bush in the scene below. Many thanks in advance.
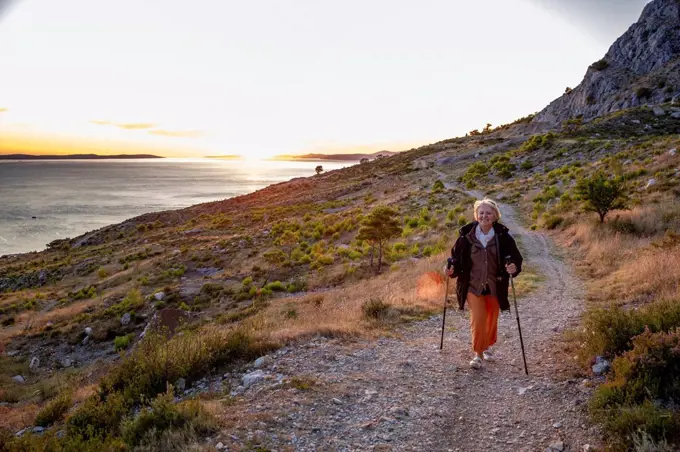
[104,288,144,317]
[35,392,72,427]
[264,281,286,292]
[543,215,564,230]
[114,334,133,352]
[362,298,391,320]
[591,329,680,449]
[581,299,680,361]
[98,268,108,278]
[121,389,217,448]
[432,180,445,192]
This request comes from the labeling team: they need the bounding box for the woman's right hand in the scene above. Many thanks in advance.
[445,267,454,277]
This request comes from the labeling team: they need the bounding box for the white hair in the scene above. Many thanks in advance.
[473,198,502,221]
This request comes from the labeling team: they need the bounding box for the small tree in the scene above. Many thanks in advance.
[432,180,445,193]
[483,123,492,134]
[278,230,299,260]
[315,165,323,175]
[356,206,402,272]
[575,171,629,224]
[360,158,369,164]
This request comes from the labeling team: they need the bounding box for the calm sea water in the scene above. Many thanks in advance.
[0,158,354,256]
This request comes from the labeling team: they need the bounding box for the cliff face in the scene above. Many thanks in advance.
[535,0,680,125]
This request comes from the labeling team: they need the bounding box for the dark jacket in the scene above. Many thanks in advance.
[448,221,523,311]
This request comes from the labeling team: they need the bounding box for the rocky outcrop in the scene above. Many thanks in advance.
[535,0,680,125]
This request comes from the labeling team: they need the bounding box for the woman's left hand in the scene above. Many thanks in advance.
[505,263,517,275]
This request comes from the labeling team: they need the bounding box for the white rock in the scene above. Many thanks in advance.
[672,111,680,119]
[12,375,25,384]
[253,356,271,369]
[669,148,677,156]
[653,106,666,116]
[84,327,93,336]
[553,422,562,428]
[242,370,265,388]
[645,178,657,189]
[82,336,90,346]
[583,445,595,451]
[548,441,565,452]
[331,398,343,405]
[60,358,72,368]
[32,426,45,433]
[120,312,131,326]
[216,442,224,450]
[29,357,40,370]
[154,292,165,301]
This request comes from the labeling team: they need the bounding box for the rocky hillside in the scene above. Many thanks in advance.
[535,0,680,124]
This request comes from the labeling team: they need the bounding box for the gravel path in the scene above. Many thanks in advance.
[218,199,600,452]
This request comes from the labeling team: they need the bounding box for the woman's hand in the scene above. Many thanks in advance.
[505,263,517,275]
[445,268,454,277]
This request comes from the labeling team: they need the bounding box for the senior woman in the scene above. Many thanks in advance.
[446,198,523,369]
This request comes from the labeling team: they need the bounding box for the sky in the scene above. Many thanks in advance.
[0,0,651,159]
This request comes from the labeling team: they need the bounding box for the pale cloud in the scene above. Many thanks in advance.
[90,120,156,130]
[148,129,202,138]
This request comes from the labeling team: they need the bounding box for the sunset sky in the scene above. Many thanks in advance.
[0,0,650,159]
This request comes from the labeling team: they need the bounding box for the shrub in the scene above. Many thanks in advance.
[35,392,72,427]
[636,86,652,99]
[543,215,564,230]
[98,268,108,278]
[114,334,133,352]
[264,281,286,292]
[590,329,680,449]
[590,58,609,71]
[104,288,144,317]
[432,180,445,192]
[100,327,268,407]
[362,298,391,320]
[581,299,680,361]
[121,388,217,448]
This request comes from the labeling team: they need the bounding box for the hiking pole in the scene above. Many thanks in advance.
[440,258,453,350]
[506,256,528,375]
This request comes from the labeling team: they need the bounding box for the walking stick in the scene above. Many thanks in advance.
[440,258,453,350]
[506,256,528,375]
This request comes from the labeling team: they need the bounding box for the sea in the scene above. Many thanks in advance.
[0,158,355,256]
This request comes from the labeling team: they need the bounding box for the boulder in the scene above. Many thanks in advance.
[653,105,666,116]
[153,292,165,301]
[29,357,40,370]
[120,312,131,326]
[84,327,93,336]
[242,370,265,388]
[12,375,25,384]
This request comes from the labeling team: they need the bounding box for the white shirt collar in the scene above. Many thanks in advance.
[475,224,495,248]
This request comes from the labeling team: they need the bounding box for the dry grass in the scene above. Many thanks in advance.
[248,255,448,343]
[560,197,680,305]
[0,403,40,431]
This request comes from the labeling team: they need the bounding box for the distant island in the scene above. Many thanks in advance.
[204,155,243,160]
[0,153,164,160]
[270,151,397,161]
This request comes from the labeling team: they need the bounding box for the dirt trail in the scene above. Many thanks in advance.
[220,195,599,451]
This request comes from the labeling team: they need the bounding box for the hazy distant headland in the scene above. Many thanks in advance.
[270,151,397,161]
[0,153,164,160]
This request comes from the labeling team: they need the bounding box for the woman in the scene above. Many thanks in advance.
[446,198,523,369]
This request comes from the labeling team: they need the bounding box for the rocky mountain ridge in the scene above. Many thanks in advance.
[535,0,680,124]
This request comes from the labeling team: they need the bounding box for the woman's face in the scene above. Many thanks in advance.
[476,204,497,227]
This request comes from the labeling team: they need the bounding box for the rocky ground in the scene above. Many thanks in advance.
[199,199,601,451]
